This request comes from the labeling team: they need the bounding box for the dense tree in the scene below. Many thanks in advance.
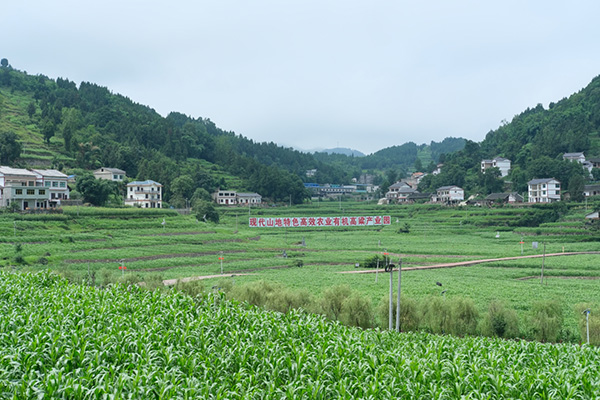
[0,131,22,164]
[195,200,219,223]
[41,119,56,144]
[76,174,115,206]
[0,58,8,68]
[27,101,36,118]
[568,174,586,202]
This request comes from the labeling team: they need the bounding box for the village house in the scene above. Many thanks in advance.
[484,192,524,205]
[432,185,464,204]
[528,178,561,203]
[0,166,50,210]
[584,184,600,197]
[562,152,593,175]
[213,190,262,206]
[563,152,586,163]
[236,192,262,205]
[385,181,412,202]
[93,167,126,182]
[125,180,162,208]
[32,169,70,207]
[481,157,511,177]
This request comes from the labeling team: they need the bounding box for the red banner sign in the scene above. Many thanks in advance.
[249,216,391,228]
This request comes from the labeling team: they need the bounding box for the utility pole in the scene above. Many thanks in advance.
[395,258,402,332]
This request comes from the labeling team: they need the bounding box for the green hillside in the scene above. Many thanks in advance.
[0,61,358,205]
[418,75,600,197]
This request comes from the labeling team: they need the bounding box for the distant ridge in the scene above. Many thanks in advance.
[316,148,366,157]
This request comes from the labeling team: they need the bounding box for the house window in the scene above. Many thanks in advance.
[542,191,546,196]
[27,189,35,195]
[39,190,45,195]
[555,184,560,189]
[52,182,58,187]
[15,189,22,195]
[59,182,65,187]
[45,181,50,187]
[113,175,118,180]
[28,181,34,186]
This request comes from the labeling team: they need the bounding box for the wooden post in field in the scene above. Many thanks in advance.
[540,242,546,284]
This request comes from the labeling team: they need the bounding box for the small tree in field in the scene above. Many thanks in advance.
[195,200,219,223]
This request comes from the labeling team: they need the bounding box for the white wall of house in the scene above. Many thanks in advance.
[528,179,561,203]
[435,186,464,203]
[94,168,126,182]
[125,181,162,208]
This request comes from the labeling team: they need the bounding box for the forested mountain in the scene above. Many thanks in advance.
[0,60,359,205]
[313,138,466,180]
[419,75,600,198]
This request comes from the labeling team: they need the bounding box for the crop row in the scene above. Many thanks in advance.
[2,271,600,398]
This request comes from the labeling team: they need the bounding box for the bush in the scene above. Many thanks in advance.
[175,280,205,298]
[143,274,166,291]
[362,255,386,269]
[421,296,452,334]
[397,222,411,233]
[265,288,312,314]
[376,294,420,331]
[229,280,313,314]
[230,280,278,308]
[528,299,564,343]
[98,268,115,287]
[317,285,352,321]
[117,273,143,287]
[575,303,600,345]
[339,292,374,329]
[480,300,520,338]
[448,297,479,336]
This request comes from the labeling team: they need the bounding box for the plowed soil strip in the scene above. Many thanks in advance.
[338,251,600,274]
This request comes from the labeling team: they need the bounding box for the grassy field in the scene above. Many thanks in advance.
[2,201,600,340]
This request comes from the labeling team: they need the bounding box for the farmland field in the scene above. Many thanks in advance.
[2,202,600,340]
[2,270,600,398]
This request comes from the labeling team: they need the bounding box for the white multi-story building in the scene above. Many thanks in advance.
[125,180,162,208]
[433,185,464,204]
[0,166,50,210]
[481,157,511,177]
[32,169,70,207]
[528,178,561,203]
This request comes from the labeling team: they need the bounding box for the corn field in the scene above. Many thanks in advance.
[1,271,600,399]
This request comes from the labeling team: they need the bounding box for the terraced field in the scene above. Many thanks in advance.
[2,202,600,338]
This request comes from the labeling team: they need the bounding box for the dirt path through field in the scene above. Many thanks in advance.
[162,273,255,286]
[338,251,600,274]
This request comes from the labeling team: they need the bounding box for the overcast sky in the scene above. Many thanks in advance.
[4,1,600,155]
